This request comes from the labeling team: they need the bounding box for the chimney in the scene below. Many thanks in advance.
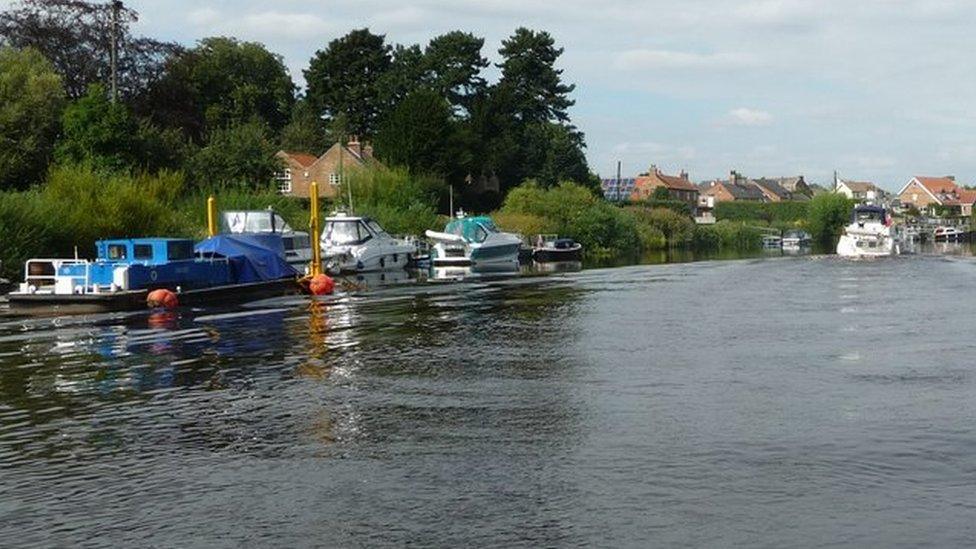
[946,175,956,181]
[347,135,362,157]
[680,170,689,181]
[649,164,658,175]
[729,170,738,184]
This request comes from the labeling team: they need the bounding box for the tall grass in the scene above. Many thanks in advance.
[338,167,444,235]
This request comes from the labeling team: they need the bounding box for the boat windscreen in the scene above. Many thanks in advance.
[324,220,370,245]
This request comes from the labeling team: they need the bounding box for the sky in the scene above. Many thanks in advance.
[10,0,976,190]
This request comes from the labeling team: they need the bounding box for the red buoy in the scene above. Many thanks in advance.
[147,288,179,309]
[309,274,335,296]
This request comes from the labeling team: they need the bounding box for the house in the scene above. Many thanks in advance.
[695,194,716,224]
[835,179,886,203]
[700,171,766,202]
[631,165,700,211]
[774,176,812,197]
[274,137,381,198]
[600,177,637,202]
[897,176,976,216]
[753,178,806,202]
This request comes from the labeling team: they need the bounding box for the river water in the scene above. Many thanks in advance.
[2,253,976,547]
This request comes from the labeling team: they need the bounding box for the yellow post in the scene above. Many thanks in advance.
[309,181,322,276]
[207,195,218,237]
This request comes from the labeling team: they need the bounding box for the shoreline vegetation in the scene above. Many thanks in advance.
[0,1,855,282]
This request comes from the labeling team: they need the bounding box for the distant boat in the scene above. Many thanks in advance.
[425,213,521,267]
[762,235,782,249]
[836,205,900,258]
[782,230,811,249]
[531,234,583,262]
[933,226,967,242]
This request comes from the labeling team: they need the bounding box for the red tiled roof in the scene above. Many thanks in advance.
[915,176,960,196]
[843,181,878,193]
[280,151,318,167]
[658,173,698,191]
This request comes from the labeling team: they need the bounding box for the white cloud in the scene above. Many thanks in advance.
[613,49,757,71]
[239,12,333,41]
[726,108,774,127]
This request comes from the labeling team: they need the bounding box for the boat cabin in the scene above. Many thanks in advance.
[852,205,888,226]
[95,238,196,265]
[221,210,294,234]
[323,215,390,246]
[445,217,499,243]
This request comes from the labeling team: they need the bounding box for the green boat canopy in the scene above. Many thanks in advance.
[444,217,498,243]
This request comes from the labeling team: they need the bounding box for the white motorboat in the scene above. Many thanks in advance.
[221,209,312,270]
[836,205,900,258]
[934,226,967,242]
[782,230,812,249]
[762,235,782,249]
[425,214,521,267]
[321,213,416,273]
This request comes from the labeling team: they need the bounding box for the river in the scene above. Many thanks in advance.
[2,252,976,547]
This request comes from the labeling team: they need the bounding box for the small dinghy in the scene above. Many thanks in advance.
[531,234,583,262]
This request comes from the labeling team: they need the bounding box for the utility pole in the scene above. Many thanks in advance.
[110,0,122,103]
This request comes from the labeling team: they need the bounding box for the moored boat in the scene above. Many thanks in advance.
[221,209,312,271]
[531,234,583,262]
[782,230,812,249]
[836,205,900,258]
[933,226,967,242]
[320,213,416,273]
[425,214,521,267]
[8,235,300,314]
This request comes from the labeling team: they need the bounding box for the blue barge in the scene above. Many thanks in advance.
[9,235,300,314]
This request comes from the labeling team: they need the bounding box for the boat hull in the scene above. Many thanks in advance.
[533,246,582,262]
[836,234,899,258]
[8,278,299,316]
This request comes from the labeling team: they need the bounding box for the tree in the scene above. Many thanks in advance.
[373,88,466,177]
[424,31,488,112]
[0,0,180,99]
[377,43,426,107]
[496,28,575,124]
[187,120,281,188]
[0,46,65,189]
[135,37,295,141]
[305,29,392,139]
[523,122,592,189]
[652,186,671,200]
[55,84,138,172]
[279,98,329,155]
[806,193,853,248]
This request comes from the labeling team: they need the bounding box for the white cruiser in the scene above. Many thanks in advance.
[836,205,900,258]
[321,214,416,273]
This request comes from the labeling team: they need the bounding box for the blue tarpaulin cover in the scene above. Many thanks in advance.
[194,234,299,283]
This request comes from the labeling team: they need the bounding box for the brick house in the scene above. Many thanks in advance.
[700,171,766,202]
[274,137,381,198]
[836,179,885,203]
[896,176,976,216]
[631,165,700,211]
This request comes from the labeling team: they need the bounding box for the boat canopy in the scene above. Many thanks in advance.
[852,205,886,222]
[194,234,298,283]
[445,216,498,243]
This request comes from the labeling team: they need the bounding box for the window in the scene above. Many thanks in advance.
[134,244,153,260]
[329,172,341,186]
[167,240,194,261]
[107,244,127,260]
[275,168,292,194]
[323,221,370,245]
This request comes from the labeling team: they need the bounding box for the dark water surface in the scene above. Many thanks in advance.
[3,255,976,547]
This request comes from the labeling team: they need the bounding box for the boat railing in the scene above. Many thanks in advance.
[23,258,90,291]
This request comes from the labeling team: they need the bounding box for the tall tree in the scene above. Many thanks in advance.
[55,84,138,172]
[187,120,280,189]
[305,28,392,139]
[279,98,329,155]
[496,28,575,124]
[0,0,180,99]
[0,46,65,189]
[424,31,488,112]
[373,88,466,178]
[134,37,295,142]
[377,43,425,107]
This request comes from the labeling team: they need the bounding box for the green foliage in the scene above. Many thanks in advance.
[692,222,763,250]
[423,31,488,111]
[0,46,64,190]
[626,207,695,247]
[651,186,670,200]
[492,211,551,236]
[645,198,691,216]
[55,84,138,172]
[500,181,639,255]
[173,187,308,238]
[714,200,810,223]
[187,120,281,189]
[496,27,575,124]
[339,167,444,235]
[0,190,51,280]
[279,98,330,155]
[806,193,854,247]
[305,28,392,139]
[373,88,467,177]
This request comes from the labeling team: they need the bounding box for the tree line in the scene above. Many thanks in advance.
[0,0,596,208]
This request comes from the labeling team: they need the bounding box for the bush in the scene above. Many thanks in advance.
[626,206,695,247]
[0,190,52,280]
[692,221,763,250]
[492,211,552,237]
[339,166,444,235]
[715,201,809,223]
[807,193,854,247]
[500,180,641,255]
[645,198,691,216]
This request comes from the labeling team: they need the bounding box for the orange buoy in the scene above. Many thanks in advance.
[147,288,179,309]
[308,273,335,296]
